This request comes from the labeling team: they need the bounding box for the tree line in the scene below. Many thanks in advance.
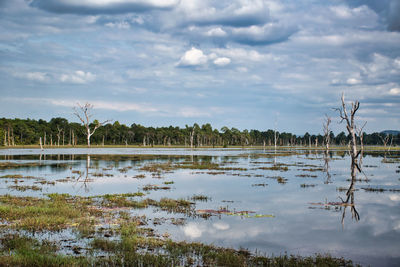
[0,117,398,147]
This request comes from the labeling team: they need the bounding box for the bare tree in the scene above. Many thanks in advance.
[357,122,367,165]
[323,115,331,152]
[335,93,363,225]
[336,93,361,168]
[73,103,111,147]
[56,126,63,147]
[379,133,392,152]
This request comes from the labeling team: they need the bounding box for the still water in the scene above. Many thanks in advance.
[0,148,399,266]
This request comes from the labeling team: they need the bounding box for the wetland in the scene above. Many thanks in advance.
[0,147,399,266]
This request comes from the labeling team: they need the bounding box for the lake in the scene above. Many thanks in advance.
[0,147,399,266]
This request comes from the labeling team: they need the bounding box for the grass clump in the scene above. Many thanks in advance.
[0,234,89,266]
[0,194,96,232]
[190,194,210,202]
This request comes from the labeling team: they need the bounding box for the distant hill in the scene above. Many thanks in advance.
[381,130,400,135]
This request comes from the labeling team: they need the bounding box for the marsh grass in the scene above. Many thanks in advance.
[361,187,400,192]
[7,184,42,192]
[0,193,358,266]
[190,194,211,202]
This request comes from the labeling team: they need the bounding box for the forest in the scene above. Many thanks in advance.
[0,117,398,147]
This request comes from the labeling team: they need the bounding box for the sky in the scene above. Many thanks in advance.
[0,0,399,135]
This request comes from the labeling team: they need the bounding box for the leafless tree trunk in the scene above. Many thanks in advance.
[190,128,195,148]
[11,127,14,146]
[7,126,11,147]
[379,134,390,150]
[39,137,43,151]
[73,102,111,147]
[336,93,363,225]
[357,122,366,165]
[274,130,278,150]
[323,115,331,152]
[336,93,360,165]
[57,126,63,147]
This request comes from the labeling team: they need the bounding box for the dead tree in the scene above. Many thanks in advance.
[336,93,361,168]
[335,93,363,224]
[56,126,63,147]
[323,115,331,152]
[357,122,367,165]
[379,134,392,152]
[190,128,195,148]
[73,103,111,147]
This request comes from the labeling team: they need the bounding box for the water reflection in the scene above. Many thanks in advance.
[323,151,332,184]
[75,155,91,192]
[340,144,362,225]
[0,149,399,265]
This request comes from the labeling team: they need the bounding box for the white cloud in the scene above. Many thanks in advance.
[176,0,270,27]
[213,57,231,66]
[13,71,49,82]
[4,97,226,118]
[389,88,400,95]
[346,78,361,85]
[105,21,130,29]
[231,22,295,44]
[205,27,227,37]
[48,99,158,113]
[213,222,230,230]
[60,71,96,84]
[211,47,268,62]
[183,223,203,238]
[177,47,208,67]
[389,195,400,202]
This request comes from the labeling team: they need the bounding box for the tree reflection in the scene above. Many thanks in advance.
[323,151,332,184]
[339,160,360,226]
[75,154,91,192]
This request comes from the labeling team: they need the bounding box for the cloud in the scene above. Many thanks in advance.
[346,77,361,85]
[213,222,230,230]
[182,223,203,238]
[177,47,208,67]
[5,97,226,118]
[231,22,296,45]
[60,71,96,84]
[105,21,131,29]
[211,47,274,63]
[348,0,400,31]
[204,27,227,37]
[13,71,49,82]
[30,0,179,14]
[177,48,231,68]
[213,57,231,66]
[389,88,400,95]
[176,0,270,27]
